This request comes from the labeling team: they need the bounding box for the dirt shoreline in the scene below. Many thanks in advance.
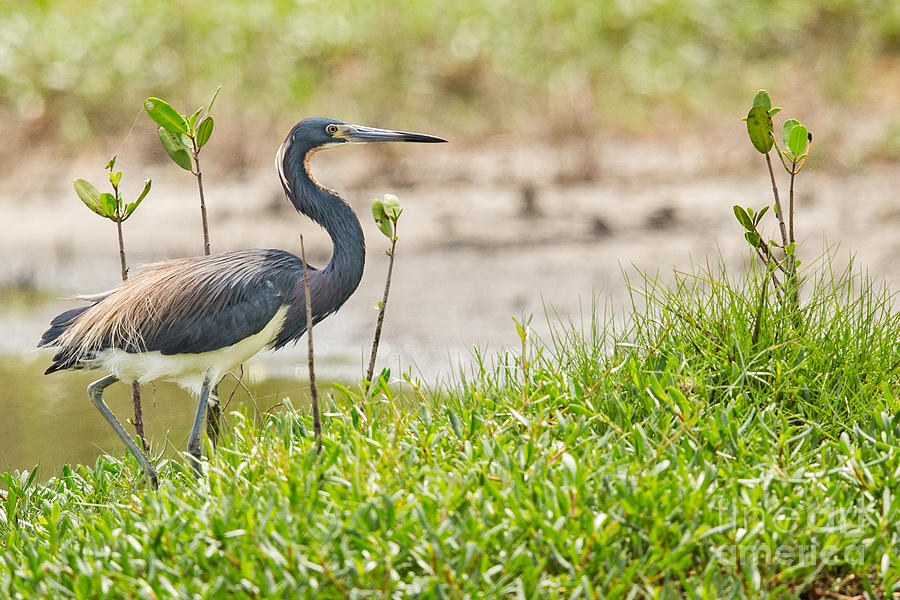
[2,140,898,381]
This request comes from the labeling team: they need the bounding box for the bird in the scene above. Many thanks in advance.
[38,117,446,485]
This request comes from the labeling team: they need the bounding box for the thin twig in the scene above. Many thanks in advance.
[223,364,245,412]
[114,207,148,453]
[752,237,784,298]
[192,142,211,257]
[300,234,322,453]
[764,147,801,310]
[759,238,791,278]
[786,160,801,310]
[192,140,221,445]
[366,234,398,382]
[115,220,128,283]
[764,151,789,248]
[789,161,797,245]
[774,141,791,173]
[129,382,148,453]
[224,368,263,428]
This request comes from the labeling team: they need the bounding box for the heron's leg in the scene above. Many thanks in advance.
[187,376,213,476]
[88,374,158,488]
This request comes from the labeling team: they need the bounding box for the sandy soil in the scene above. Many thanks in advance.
[1,135,898,381]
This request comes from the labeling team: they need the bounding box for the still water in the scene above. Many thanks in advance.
[0,355,313,481]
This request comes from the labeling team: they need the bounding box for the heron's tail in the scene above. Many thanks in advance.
[39,306,93,347]
[39,305,96,374]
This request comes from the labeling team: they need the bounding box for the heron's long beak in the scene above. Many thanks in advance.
[341,124,447,144]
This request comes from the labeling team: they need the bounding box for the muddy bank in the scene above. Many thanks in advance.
[2,139,899,381]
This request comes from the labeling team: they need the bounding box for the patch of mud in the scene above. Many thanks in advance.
[2,139,898,381]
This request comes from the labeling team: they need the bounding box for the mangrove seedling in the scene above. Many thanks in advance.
[73,156,152,451]
[144,86,225,441]
[299,234,322,453]
[143,86,220,256]
[366,194,403,383]
[738,89,813,313]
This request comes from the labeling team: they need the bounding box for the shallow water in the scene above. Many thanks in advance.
[0,355,313,481]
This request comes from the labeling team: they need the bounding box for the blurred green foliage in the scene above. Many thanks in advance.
[0,0,898,149]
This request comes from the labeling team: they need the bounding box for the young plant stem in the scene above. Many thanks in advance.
[787,162,800,308]
[789,164,797,246]
[747,230,784,300]
[115,217,149,453]
[192,142,221,444]
[116,221,128,282]
[366,234,398,383]
[764,150,801,310]
[192,142,211,256]
[129,384,147,452]
[764,152,789,247]
[300,234,322,453]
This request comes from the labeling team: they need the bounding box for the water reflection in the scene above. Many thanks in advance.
[0,355,313,481]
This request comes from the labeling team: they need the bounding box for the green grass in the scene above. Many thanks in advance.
[3,259,900,597]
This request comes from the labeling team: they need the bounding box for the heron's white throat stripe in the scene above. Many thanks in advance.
[276,138,292,193]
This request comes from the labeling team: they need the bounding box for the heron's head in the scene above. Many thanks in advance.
[284,117,447,154]
[276,118,446,198]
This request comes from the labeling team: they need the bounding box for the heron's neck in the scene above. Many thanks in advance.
[285,150,365,307]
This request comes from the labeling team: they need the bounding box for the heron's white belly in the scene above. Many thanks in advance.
[92,306,288,395]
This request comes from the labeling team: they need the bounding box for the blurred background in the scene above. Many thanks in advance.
[1,0,899,474]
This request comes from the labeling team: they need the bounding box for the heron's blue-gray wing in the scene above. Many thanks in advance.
[143,281,285,355]
[140,250,306,355]
[38,305,96,348]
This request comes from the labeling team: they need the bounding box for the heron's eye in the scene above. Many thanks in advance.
[326,124,339,135]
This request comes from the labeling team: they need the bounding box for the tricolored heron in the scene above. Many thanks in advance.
[39,117,446,485]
